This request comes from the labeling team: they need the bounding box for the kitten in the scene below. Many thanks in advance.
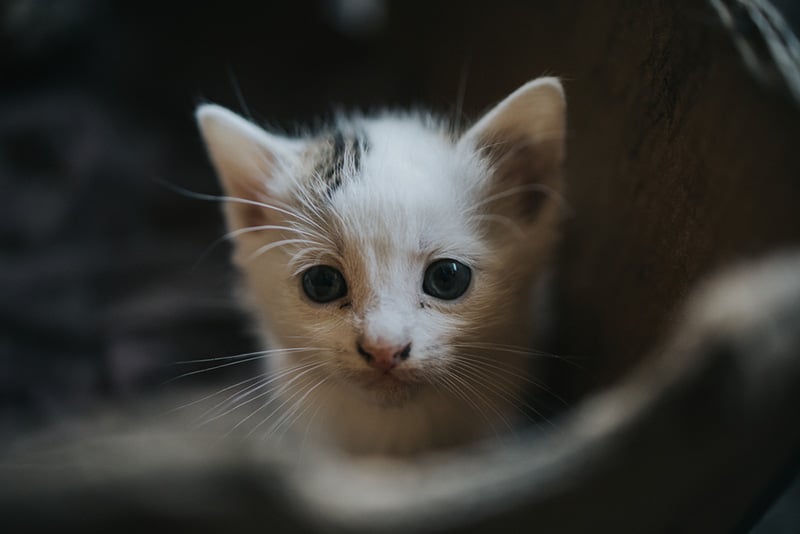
[196,77,566,455]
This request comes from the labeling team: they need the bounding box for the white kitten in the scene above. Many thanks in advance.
[196,77,566,455]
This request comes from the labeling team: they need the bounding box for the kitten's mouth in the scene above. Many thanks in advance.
[360,369,407,387]
[353,368,422,401]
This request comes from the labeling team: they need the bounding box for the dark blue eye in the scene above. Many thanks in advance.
[423,259,471,300]
[302,265,347,303]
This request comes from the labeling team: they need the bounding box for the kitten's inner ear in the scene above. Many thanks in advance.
[460,77,566,220]
[196,104,301,231]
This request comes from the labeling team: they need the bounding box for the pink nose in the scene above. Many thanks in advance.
[357,339,412,371]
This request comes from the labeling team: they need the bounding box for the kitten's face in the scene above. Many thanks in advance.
[261,125,493,402]
[197,78,566,406]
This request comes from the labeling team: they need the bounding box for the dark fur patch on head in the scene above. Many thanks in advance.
[318,130,367,199]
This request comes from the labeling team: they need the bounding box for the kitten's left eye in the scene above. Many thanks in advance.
[423,259,471,300]
[302,265,348,303]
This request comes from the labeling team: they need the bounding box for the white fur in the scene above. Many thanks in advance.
[196,77,566,455]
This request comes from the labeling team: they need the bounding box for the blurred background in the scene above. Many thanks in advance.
[2,0,800,531]
[3,0,800,478]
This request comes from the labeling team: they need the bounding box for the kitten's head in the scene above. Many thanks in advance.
[197,78,566,405]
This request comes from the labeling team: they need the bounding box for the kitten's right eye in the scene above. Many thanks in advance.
[302,265,348,303]
[423,259,472,300]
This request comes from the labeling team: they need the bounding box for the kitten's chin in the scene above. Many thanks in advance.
[350,370,423,407]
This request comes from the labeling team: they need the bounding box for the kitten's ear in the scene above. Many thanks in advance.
[460,77,566,220]
[196,104,301,231]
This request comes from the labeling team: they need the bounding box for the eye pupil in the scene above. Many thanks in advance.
[302,265,347,303]
[423,259,471,300]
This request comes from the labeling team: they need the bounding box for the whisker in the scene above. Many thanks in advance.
[236,363,329,436]
[226,223,326,242]
[158,180,337,252]
[162,372,270,416]
[446,367,516,434]
[454,363,535,419]
[455,351,569,406]
[469,183,566,212]
[473,213,526,239]
[455,360,555,427]
[197,358,322,425]
[157,181,310,224]
[264,375,331,441]
[190,223,326,272]
[452,51,471,136]
[171,347,324,365]
[453,341,586,369]
[246,238,326,262]
[240,376,317,438]
[197,376,276,426]
[297,381,333,460]
[438,373,503,438]
[227,63,252,120]
[163,347,323,383]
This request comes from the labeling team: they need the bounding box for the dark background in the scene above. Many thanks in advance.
[3,0,800,486]
[2,1,800,531]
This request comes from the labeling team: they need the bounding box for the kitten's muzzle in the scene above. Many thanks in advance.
[357,340,411,371]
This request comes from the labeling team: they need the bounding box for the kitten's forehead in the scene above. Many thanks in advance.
[357,116,456,187]
[326,116,481,250]
[307,116,465,197]
[326,117,471,206]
